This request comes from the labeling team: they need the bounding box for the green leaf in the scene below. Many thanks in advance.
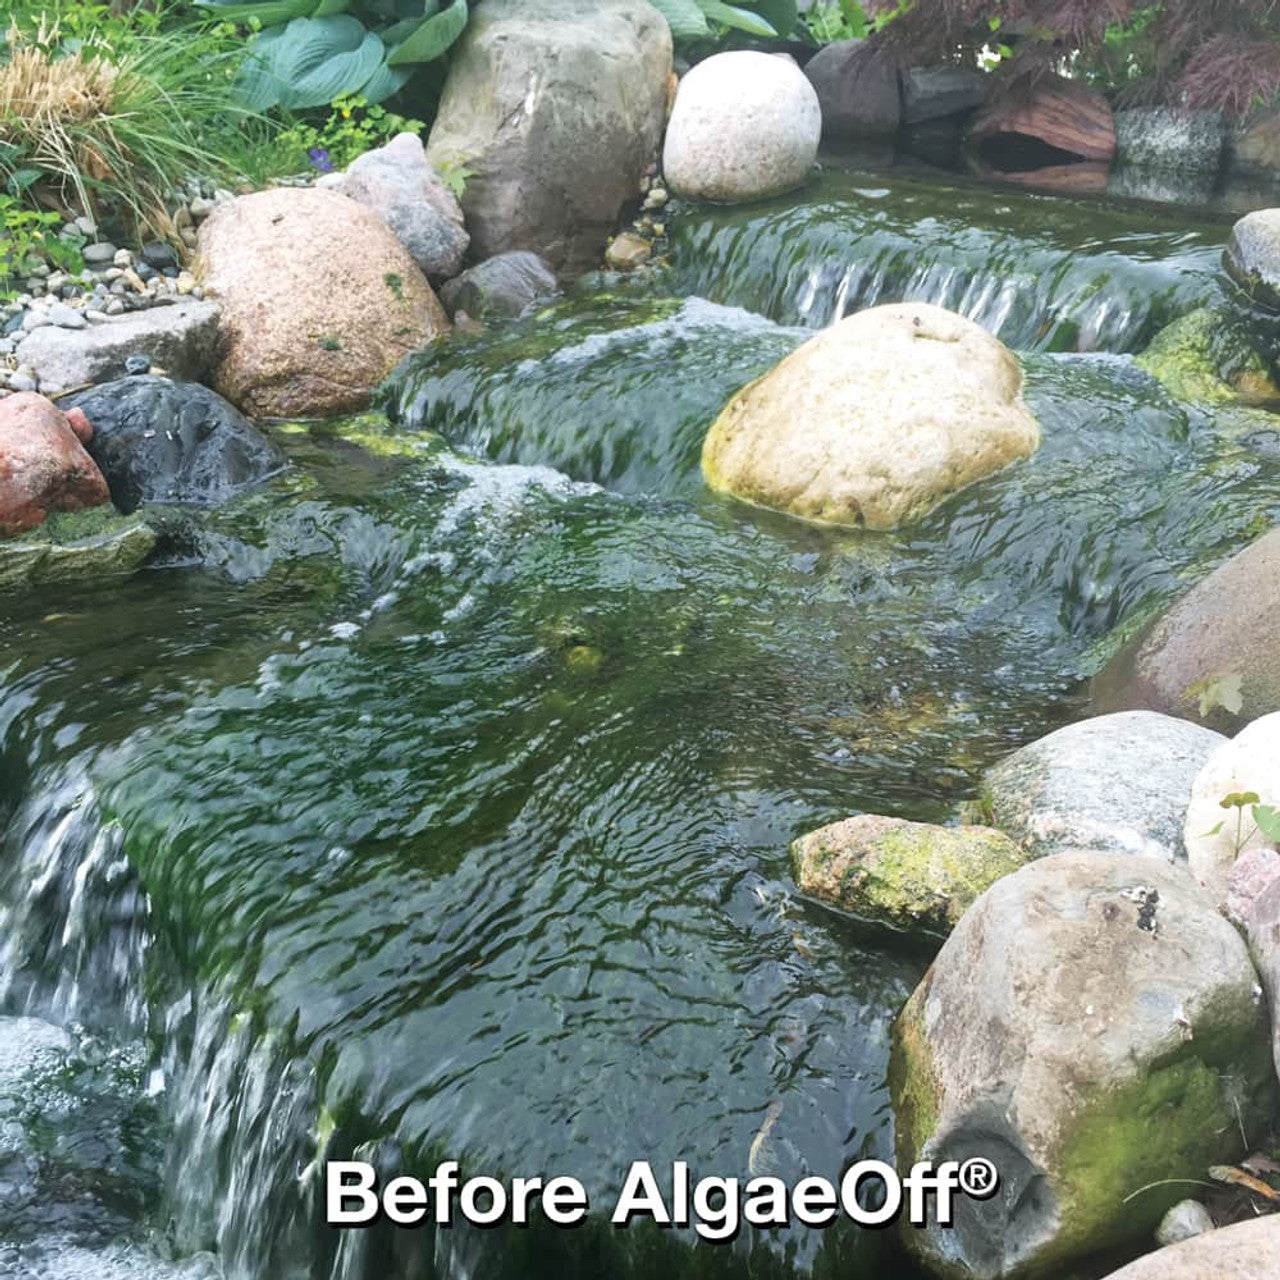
[358,59,413,103]
[236,15,389,111]
[386,0,466,66]
[754,0,798,38]
[646,0,711,40]
[196,0,320,25]
[1221,791,1262,810]
[701,1,778,36]
[1254,805,1280,844]
[1201,821,1226,839]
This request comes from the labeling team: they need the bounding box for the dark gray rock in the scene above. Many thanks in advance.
[902,65,987,125]
[62,376,284,513]
[803,39,901,139]
[439,251,559,321]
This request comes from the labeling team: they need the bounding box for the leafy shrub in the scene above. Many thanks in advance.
[0,192,83,299]
[0,5,268,232]
[275,93,422,172]
[804,1,902,43]
[647,0,801,43]
[199,0,468,111]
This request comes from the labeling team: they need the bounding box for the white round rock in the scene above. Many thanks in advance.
[663,51,821,203]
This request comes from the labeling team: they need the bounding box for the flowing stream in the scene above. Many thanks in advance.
[2,161,1278,1279]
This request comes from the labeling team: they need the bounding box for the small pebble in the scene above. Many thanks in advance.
[105,299,125,315]
[124,354,151,375]
[141,242,178,271]
[74,215,97,237]
[82,242,118,266]
[113,248,134,268]
[8,371,38,392]
[47,301,87,329]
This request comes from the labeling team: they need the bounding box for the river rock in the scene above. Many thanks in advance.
[892,851,1274,1280]
[968,75,1116,163]
[1240,857,1280,1089]
[1225,209,1280,313]
[790,814,1023,935]
[902,66,987,125]
[61,376,284,513]
[426,0,671,277]
[979,712,1226,863]
[1115,109,1226,174]
[664,51,821,203]
[1135,306,1279,404]
[12,299,221,396]
[1183,713,1280,900]
[803,39,901,139]
[1099,1215,1280,1279]
[1155,1199,1215,1247]
[1093,529,1280,734]
[195,188,449,418]
[0,392,110,536]
[439,252,559,321]
[339,132,469,283]
[0,508,157,589]
[701,303,1039,530]
[1233,107,1280,178]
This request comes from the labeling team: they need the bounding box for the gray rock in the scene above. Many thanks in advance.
[47,301,87,330]
[8,372,38,393]
[427,0,672,276]
[1226,208,1280,312]
[1155,1200,1215,1248]
[902,65,988,125]
[340,132,469,282]
[1100,1215,1280,1279]
[979,711,1225,862]
[1116,108,1226,174]
[1241,863,1280,1092]
[13,299,220,394]
[803,39,901,140]
[665,51,821,203]
[62,376,285,513]
[81,242,117,266]
[439,251,559,321]
[893,851,1274,1280]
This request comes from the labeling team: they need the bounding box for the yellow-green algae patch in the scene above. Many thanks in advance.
[0,508,157,589]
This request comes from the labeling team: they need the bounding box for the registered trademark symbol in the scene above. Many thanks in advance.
[959,1158,999,1200]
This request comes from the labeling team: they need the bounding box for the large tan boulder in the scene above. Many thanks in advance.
[1093,528,1280,734]
[701,303,1039,530]
[1100,1215,1280,1279]
[196,188,449,418]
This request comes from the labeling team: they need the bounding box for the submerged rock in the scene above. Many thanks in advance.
[701,302,1039,530]
[12,299,221,396]
[62,377,284,514]
[1094,529,1280,734]
[1100,1215,1280,1279]
[1135,306,1279,404]
[979,712,1226,863]
[338,132,469,283]
[790,814,1023,936]
[1183,712,1280,900]
[426,0,671,276]
[0,392,110,536]
[1154,1200,1215,1248]
[0,508,157,589]
[438,252,559,321]
[803,39,901,140]
[892,851,1274,1280]
[664,51,821,203]
[1225,209,1280,313]
[195,188,449,418]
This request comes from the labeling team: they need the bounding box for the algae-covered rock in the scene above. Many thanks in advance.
[0,507,157,589]
[1135,306,1279,404]
[790,814,1024,936]
[892,851,1275,1280]
[701,303,1039,530]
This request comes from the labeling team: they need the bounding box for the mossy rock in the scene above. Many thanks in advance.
[790,814,1025,937]
[1135,306,1280,405]
[0,509,157,590]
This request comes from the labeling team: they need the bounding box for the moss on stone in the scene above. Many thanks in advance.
[890,981,942,1167]
[1136,307,1280,405]
[0,510,157,589]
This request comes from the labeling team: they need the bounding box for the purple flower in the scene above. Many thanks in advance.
[308,147,334,173]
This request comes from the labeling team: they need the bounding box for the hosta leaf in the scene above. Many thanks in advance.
[358,58,413,103]
[753,0,798,37]
[386,0,467,66]
[701,1,778,37]
[196,0,320,25]
[646,0,711,40]
[236,16,388,111]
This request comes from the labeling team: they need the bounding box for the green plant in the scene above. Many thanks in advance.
[433,151,473,199]
[0,191,83,299]
[199,0,468,111]
[804,1,901,43]
[275,93,421,172]
[648,0,801,43]
[1206,792,1280,859]
[0,6,270,233]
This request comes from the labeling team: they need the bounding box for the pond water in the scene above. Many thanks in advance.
[1,160,1277,1280]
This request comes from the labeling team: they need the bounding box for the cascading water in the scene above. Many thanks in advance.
[2,169,1278,1280]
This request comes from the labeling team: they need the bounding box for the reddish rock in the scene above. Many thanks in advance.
[968,76,1116,163]
[65,406,92,445]
[0,393,111,537]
